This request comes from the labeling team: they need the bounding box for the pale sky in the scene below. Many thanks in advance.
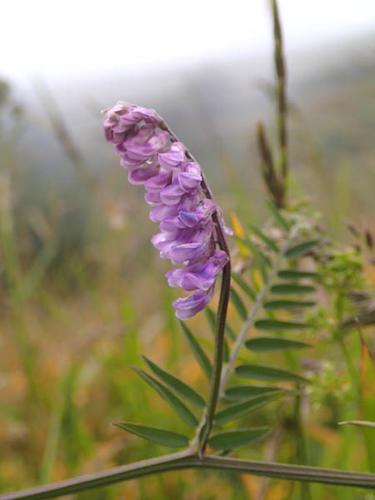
[1,0,375,82]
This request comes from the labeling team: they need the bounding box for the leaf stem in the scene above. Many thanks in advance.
[220,259,278,392]
[4,452,375,499]
[220,224,299,394]
[293,384,312,500]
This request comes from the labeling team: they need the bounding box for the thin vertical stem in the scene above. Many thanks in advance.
[193,175,231,454]
[199,258,231,454]
[294,385,312,500]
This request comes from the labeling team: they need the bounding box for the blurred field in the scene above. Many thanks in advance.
[1,35,375,499]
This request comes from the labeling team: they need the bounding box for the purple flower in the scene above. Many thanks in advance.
[158,142,186,168]
[103,102,229,319]
[166,250,228,291]
[172,288,215,320]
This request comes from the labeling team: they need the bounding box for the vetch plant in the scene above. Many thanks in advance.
[2,1,375,498]
[103,100,232,454]
[5,120,375,500]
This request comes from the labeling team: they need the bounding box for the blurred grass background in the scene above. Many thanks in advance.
[1,32,375,499]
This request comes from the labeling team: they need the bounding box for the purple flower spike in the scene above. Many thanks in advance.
[103,102,229,319]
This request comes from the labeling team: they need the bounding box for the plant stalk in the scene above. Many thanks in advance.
[3,452,375,499]
[161,121,232,454]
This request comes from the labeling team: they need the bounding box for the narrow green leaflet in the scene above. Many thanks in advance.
[114,422,189,448]
[209,427,270,450]
[266,201,290,231]
[231,287,248,320]
[264,299,315,310]
[180,321,212,379]
[205,308,230,362]
[232,272,256,301]
[254,319,310,331]
[215,394,279,424]
[250,225,279,253]
[278,270,318,280]
[134,368,198,427]
[226,323,237,341]
[285,240,320,259]
[236,364,308,383]
[142,356,205,408]
[236,236,272,269]
[225,385,283,401]
[205,307,216,333]
[245,337,311,351]
[271,283,315,295]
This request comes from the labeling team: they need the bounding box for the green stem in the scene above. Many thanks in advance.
[161,121,232,454]
[4,452,375,499]
[199,259,231,454]
[195,174,231,453]
[294,386,312,500]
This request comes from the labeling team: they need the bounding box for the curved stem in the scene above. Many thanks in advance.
[194,171,232,453]
[199,258,231,454]
[161,121,232,453]
[4,452,375,499]
[0,451,194,500]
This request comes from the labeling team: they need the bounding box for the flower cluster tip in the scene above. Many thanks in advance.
[103,102,229,319]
